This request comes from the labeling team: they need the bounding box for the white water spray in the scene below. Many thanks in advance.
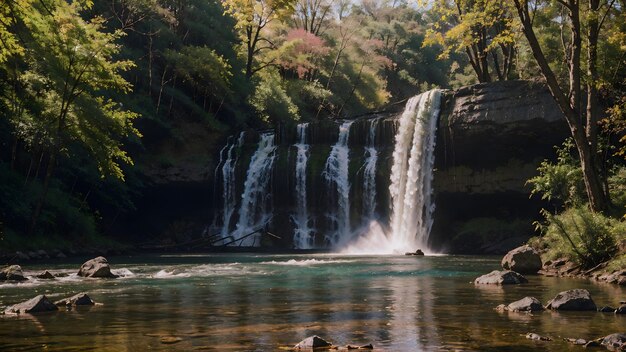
[233,133,277,246]
[323,121,354,246]
[292,123,314,249]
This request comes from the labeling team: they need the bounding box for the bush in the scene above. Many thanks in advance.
[527,138,585,206]
[532,207,624,269]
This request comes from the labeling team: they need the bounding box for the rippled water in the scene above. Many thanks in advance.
[0,254,623,351]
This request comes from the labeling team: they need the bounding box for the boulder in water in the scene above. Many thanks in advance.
[294,335,333,350]
[4,295,58,314]
[615,305,626,315]
[0,265,27,281]
[501,245,542,274]
[474,270,528,285]
[37,270,55,279]
[54,293,95,307]
[506,297,543,312]
[77,256,118,278]
[405,249,425,256]
[600,333,626,350]
[599,306,616,313]
[545,289,597,311]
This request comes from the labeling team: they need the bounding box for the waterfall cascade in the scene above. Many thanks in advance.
[214,132,245,240]
[362,118,381,221]
[212,89,441,252]
[322,121,354,246]
[292,123,314,249]
[341,90,441,254]
[233,133,277,246]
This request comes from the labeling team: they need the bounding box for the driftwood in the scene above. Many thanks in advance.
[140,227,283,251]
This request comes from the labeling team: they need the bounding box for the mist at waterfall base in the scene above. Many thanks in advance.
[212,90,441,254]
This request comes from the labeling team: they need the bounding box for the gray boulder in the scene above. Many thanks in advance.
[78,257,117,278]
[0,265,28,281]
[507,297,544,312]
[545,289,597,311]
[4,295,58,314]
[474,270,528,285]
[294,336,333,350]
[54,293,95,307]
[501,245,542,274]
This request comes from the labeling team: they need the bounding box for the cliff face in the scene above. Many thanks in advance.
[122,80,569,254]
[432,81,568,253]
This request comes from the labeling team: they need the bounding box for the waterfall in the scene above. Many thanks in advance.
[323,121,354,246]
[340,90,441,254]
[362,118,381,220]
[233,133,277,246]
[214,132,245,240]
[292,123,314,249]
[388,89,441,252]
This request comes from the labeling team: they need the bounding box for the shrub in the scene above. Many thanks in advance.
[534,207,624,269]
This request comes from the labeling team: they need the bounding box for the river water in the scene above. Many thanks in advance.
[0,254,623,351]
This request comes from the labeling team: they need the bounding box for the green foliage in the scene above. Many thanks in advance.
[533,207,623,269]
[527,138,585,206]
[249,71,300,123]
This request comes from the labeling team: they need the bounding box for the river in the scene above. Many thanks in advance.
[0,254,623,351]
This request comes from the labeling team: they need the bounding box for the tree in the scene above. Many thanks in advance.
[424,0,517,83]
[20,0,139,232]
[222,0,296,79]
[512,0,620,212]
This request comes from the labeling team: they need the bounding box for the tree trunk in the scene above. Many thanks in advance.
[513,0,608,212]
[29,151,55,235]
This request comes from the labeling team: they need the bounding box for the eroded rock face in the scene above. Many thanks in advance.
[0,265,27,281]
[545,289,597,311]
[474,270,528,285]
[78,257,118,278]
[4,295,58,314]
[501,245,542,274]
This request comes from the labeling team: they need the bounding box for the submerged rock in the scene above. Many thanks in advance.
[4,295,58,314]
[526,333,552,341]
[0,265,27,281]
[78,257,118,278]
[615,305,626,315]
[54,293,95,307]
[599,306,616,313]
[506,297,543,312]
[545,289,597,311]
[564,338,587,345]
[501,245,542,274]
[600,333,626,350]
[37,271,55,279]
[294,336,333,350]
[474,270,528,285]
[160,336,182,344]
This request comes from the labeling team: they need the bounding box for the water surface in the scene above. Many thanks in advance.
[0,254,623,351]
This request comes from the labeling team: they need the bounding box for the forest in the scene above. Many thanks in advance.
[0,0,624,266]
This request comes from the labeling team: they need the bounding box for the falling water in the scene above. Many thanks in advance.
[388,89,441,252]
[362,118,381,220]
[233,133,277,246]
[341,90,441,254]
[215,132,245,240]
[292,123,314,249]
[323,121,354,246]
